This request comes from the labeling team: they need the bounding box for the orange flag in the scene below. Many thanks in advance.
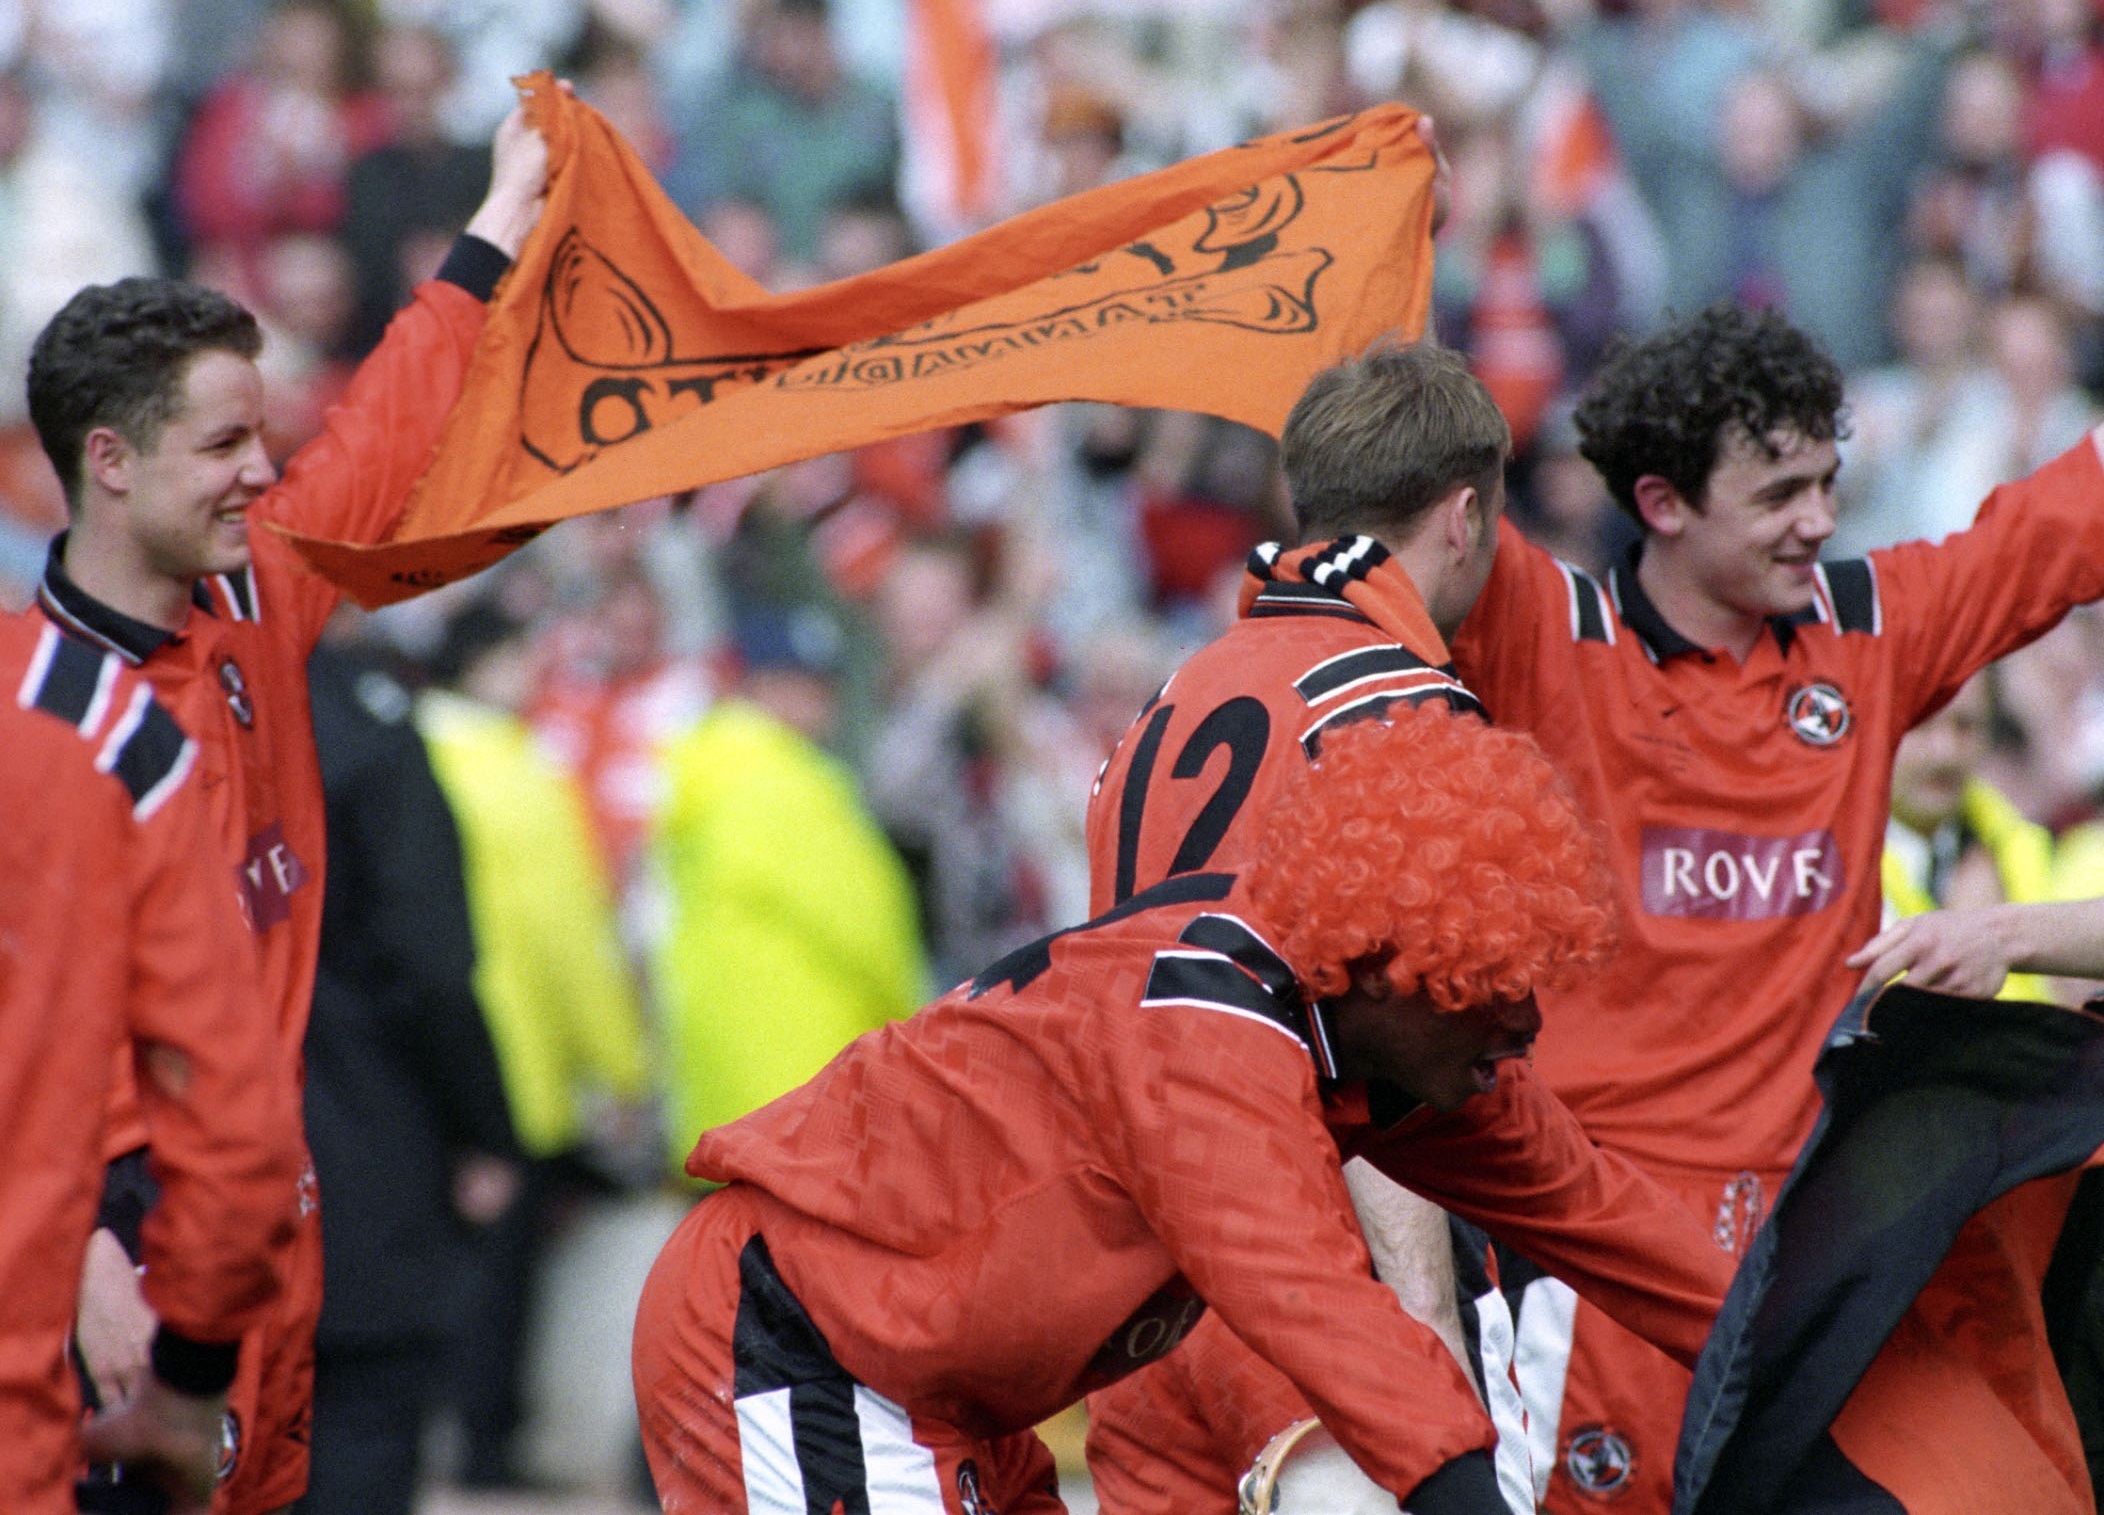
[902,0,999,235]
[283,75,1438,607]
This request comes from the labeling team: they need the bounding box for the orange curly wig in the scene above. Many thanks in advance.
[1246,706,1616,1009]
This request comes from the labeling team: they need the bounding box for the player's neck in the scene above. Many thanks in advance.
[1633,541,1763,663]
[1382,532,1463,643]
[60,514,194,632]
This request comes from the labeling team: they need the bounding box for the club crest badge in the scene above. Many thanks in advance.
[957,1458,995,1515]
[1785,682,1850,747]
[1565,1426,1635,1498]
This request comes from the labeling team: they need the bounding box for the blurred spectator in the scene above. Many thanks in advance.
[1832,254,1998,553]
[253,230,359,457]
[1880,669,2058,1003]
[418,595,657,1491]
[1432,117,1620,452]
[2012,0,2104,172]
[527,509,717,922]
[373,0,586,142]
[1509,403,1635,578]
[1838,279,2097,553]
[1033,80,1130,203]
[16,0,174,202]
[694,196,782,287]
[569,23,671,175]
[303,630,520,1515]
[172,0,388,295]
[341,23,491,354]
[663,0,900,269]
[1985,290,2102,473]
[1136,415,1280,626]
[652,598,926,1159]
[1577,5,1948,368]
[1986,603,2104,832]
[0,69,157,425]
[864,534,1068,982]
[1907,44,2104,322]
[814,185,917,280]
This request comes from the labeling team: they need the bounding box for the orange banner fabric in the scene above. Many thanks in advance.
[283,75,1438,607]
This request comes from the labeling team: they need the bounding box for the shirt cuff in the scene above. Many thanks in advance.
[436,235,512,302]
[149,1326,240,1398]
[1406,1450,1503,1515]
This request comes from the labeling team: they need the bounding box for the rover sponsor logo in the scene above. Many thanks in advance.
[237,821,309,931]
[1640,826,1842,921]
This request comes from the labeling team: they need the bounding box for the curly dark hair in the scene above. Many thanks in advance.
[1573,303,1846,524]
[27,278,262,510]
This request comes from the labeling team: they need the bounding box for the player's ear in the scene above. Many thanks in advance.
[1631,473,1690,538]
[1440,484,1479,559]
[83,426,134,497]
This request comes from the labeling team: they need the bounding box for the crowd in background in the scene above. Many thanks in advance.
[3,0,2104,1501]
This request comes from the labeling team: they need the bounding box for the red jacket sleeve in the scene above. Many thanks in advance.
[1869,430,2104,727]
[1099,1005,1498,1504]
[1354,1062,1730,1368]
[126,759,303,1345]
[255,276,489,654]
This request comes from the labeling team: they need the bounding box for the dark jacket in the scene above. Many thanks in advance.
[306,642,518,1350]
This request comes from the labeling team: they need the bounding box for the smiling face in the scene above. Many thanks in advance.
[1329,968,1544,1113]
[113,350,276,585]
[1639,424,1840,651]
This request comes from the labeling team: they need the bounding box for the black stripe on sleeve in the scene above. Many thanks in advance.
[1822,559,1879,635]
[1177,913,1299,1000]
[29,632,107,728]
[221,567,258,622]
[1142,950,1312,1052]
[970,872,1235,998]
[1294,644,1436,704]
[1299,684,1487,758]
[436,235,511,300]
[1566,565,1610,643]
[110,700,192,810]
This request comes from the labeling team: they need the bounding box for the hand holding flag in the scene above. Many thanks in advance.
[280,74,1440,606]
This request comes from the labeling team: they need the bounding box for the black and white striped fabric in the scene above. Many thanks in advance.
[731,1235,948,1514]
[15,623,195,821]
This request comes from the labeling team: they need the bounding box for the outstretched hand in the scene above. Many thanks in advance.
[1845,906,2018,1000]
[78,1375,227,1514]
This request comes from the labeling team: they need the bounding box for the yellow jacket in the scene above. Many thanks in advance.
[1882,778,2056,1002]
[653,700,926,1166]
[419,691,653,1157]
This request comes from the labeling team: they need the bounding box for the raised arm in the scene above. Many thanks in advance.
[261,94,555,650]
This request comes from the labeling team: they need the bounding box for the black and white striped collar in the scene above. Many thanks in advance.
[1611,542,1879,663]
[37,534,184,666]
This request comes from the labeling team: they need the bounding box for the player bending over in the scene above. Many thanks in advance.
[633,706,1732,1515]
